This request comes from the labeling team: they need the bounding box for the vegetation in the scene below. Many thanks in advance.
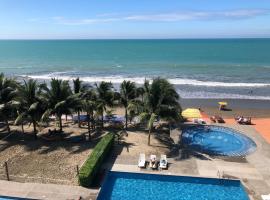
[0,73,181,145]
[15,79,45,139]
[78,132,114,187]
[120,80,136,129]
[139,78,182,145]
[72,78,88,128]
[40,79,80,132]
[0,73,18,134]
[95,81,114,128]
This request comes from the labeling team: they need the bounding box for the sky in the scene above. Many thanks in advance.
[0,0,270,39]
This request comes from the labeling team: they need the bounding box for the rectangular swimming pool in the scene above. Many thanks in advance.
[97,171,249,200]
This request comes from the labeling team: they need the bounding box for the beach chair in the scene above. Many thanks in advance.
[149,155,157,169]
[210,116,216,123]
[138,153,146,168]
[211,115,225,123]
[193,118,206,125]
[159,154,168,169]
[235,116,252,125]
[241,117,252,125]
[261,194,270,200]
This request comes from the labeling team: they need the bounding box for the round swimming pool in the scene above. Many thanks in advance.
[182,126,256,156]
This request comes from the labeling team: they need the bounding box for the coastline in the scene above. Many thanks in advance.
[181,98,270,118]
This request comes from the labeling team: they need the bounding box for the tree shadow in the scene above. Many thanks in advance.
[0,128,105,155]
[174,147,212,161]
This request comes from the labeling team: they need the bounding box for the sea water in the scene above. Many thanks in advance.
[0,39,270,99]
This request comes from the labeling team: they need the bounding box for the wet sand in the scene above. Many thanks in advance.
[181,98,270,118]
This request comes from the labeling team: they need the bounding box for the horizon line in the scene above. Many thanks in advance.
[0,37,270,41]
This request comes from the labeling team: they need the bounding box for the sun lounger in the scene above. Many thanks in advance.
[138,153,146,168]
[235,116,252,125]
[149,155,157,169]
[210,115,225,123]
[159,154,168,169]
[261,194,270,200]
[193,118,206,125]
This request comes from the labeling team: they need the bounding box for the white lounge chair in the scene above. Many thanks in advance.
[193,118,206,125]
[159,154,168,169]
[262,194,270,200]
[149,155,157,169]
[138,153,146,168]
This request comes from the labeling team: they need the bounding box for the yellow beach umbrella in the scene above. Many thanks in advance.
[181,108,202,119]
[218,102,228,106]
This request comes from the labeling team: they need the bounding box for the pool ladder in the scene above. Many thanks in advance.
[217,170,224,184]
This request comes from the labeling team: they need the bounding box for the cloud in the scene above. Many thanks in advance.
[52,16,119,25]
[51,9,269,25]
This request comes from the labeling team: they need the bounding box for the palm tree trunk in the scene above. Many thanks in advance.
[33,120,37,139]
[91,112,95,131]
[169,123,172,137]
[101,112,104,128]
[58,115,63,132]
[78,110,81,128]
[125,106,128,129]
[148,129,151,145]
[5,119,10,134]
[87,113,91,141]
[21,123,24,134]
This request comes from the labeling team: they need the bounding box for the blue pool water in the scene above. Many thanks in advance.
[182,126,256,156]
[97,171,249,200]
[0,197,29,200]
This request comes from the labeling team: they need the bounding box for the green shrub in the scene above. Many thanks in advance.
[78,132,114,187]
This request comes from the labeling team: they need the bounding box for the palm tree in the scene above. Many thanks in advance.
[136,86,145,102]
[95,81,114,128]
[41,79,80,132]
[73,78,88,128]
[127,99,143,124]
[82,89,97,140]
[140,78,181,145]
[0,73,18,134]
[120,80,137,129]
[15,79,45,139]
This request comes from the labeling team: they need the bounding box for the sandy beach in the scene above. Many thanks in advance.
[181,98,270,118]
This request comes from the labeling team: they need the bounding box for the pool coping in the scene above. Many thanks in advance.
[181,124,258,157]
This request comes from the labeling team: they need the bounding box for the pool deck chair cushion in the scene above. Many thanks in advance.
[262,194,270,200]
[159,154,168,169]
[138,153,146,168]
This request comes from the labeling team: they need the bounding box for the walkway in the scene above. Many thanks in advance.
[0,180,98,200]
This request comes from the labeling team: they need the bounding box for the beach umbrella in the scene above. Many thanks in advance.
[218,102,228,106]
[218,101,228,110]
[181,108,202,119]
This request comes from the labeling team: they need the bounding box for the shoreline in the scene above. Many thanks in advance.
[181,98,270,118]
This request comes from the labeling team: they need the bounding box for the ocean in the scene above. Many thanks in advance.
[0,39,270,99]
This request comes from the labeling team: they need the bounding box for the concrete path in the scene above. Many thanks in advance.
[0,180,98,200]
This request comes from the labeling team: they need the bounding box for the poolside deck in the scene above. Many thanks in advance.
[103,123,270,200]
[225,118,270,144]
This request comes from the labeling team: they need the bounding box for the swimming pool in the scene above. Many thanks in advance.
[182,125,256,156]
[97,171,249,200]
[0,197,29,200]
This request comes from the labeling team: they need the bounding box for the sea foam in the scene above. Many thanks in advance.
[22,73,270,88]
